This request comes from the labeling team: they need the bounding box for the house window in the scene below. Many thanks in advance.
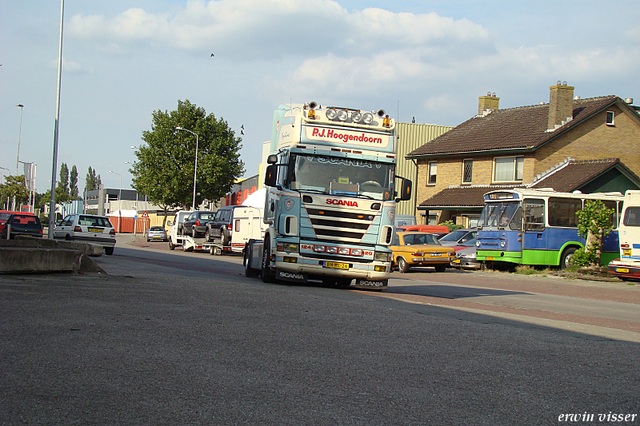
[606,111,615,126]
[494,156,524,182]
[428,161,437,185]
[463,159,473,183]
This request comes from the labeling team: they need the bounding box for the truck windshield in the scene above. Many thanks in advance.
[478,201,522,230]
[290,154,393,200]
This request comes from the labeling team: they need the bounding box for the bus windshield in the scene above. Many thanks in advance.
[289,154,394,200]
[478,201,522,230]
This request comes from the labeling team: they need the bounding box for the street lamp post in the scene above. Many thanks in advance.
[175,127,199,211]
[109,170,122,233]
[16,104,24,175]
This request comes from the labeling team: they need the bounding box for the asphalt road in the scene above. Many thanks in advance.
[1,236,639,425]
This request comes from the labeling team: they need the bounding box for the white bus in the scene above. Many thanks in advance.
[608,190,640,280]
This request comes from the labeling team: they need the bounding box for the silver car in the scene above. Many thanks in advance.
[145,226,168,242]
[53,214,116,255]
[451,246,482,270]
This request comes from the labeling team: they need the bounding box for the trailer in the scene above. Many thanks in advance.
[168,210,227,255]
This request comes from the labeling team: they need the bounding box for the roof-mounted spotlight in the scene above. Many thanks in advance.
[326,108,337,120]
[350,111,362,123]
[362,112,374,124]
[336,109,348,121]
[377,109,386,118]
[308,101,318,109]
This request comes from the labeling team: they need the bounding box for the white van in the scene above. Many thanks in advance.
[608,190,640,280]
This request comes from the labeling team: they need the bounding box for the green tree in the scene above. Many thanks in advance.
[571,199,615,267]
[69,165,79,199]
[0,175,29,208]
[57,163,69,196]
[85,167,102,192]
[130,100,244,225]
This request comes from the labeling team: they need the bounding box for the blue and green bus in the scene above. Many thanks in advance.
[476,189,624,268]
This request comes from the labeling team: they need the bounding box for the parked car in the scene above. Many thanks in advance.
[145,226,168,242]
[53,214,116,255]
[451,238,477,252]
[205,205,243,245]
[395,224,449,234]
[182,211,215,238]
[438,229,477,247]
[451,245,482,270]
[390,231,455,273]
[0,210,34,234]
[0,213,43,239]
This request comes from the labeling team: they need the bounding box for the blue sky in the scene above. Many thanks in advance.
[1,0,638,193]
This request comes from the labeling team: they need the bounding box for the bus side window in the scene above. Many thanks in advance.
[548,197,581,227]
[602,200,618,228]
[623,207,640,226]
[524,199,545,231]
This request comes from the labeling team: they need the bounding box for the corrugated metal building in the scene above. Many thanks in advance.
[396,122,453,221]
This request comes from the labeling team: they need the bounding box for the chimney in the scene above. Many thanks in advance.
[548,81,574,130]
[478,92,499,115]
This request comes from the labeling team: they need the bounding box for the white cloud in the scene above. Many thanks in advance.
[67,0,493,59]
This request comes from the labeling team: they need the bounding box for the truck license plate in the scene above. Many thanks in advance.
[616,268,629,273]
[487,256,495,260]
[324,261,349,270]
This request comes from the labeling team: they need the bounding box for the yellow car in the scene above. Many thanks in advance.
[391,232,455,273]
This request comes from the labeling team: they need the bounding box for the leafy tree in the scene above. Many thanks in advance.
[571,199,615,267]
[57,163,69,196]
[85,167,102,192]
[69,165,79,199]
[0,175,29,208]
[130,99,244,225]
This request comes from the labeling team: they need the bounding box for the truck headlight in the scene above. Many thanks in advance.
[278,243,299,253]
[374,251,392,262]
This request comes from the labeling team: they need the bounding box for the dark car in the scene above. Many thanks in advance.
[0,213,43,239]
[438,229,477,247]
[205,205,243,245]
[182,211,215,238]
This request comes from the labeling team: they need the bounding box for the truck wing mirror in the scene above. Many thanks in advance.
[264,164,277,187]
[395,177,412,202]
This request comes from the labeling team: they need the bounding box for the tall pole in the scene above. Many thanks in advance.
[175,127,199,210]
[48,0,64,238]
[109,171,122,233]
[16,104,24,174]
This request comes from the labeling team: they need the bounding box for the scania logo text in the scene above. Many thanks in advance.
[326,199,358,207]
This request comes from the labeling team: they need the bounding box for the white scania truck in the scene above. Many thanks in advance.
[243,101,411,290]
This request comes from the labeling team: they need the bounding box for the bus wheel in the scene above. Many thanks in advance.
[560,247,577,269]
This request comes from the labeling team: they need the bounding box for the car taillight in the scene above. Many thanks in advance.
[109,229,116,236]
[226,224,232,229]
[196,220,201,226]
[74,226,82,232]
[38,229,43,235]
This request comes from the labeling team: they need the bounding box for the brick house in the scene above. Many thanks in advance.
[406,83,640,226]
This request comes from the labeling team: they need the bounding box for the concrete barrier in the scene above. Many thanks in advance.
[0,237,106,274]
